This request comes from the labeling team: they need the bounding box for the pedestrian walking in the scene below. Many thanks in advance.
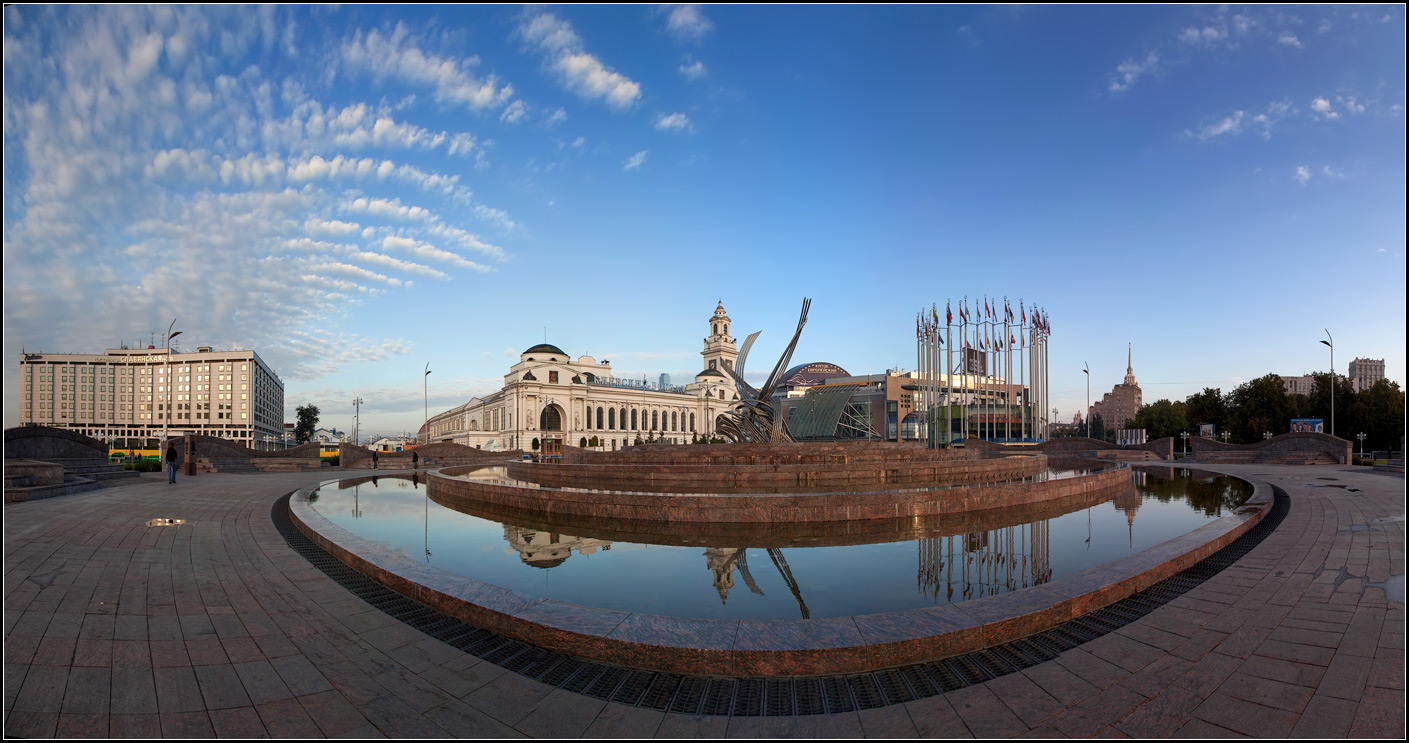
[372,450,378,470]
[412,450,419,470]
[166,441,178,484]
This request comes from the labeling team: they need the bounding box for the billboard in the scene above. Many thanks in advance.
[1290,418,1324,434]
[1198,424,1215,438]
[962,348,988,374]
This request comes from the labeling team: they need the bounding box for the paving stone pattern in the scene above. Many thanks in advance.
[4,465,1404,738]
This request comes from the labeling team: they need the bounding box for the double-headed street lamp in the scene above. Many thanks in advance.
[1319,330,1334,438]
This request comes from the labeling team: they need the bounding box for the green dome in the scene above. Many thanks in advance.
[523,343,567,356]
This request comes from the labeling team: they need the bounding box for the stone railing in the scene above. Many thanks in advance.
[338,442,513,469]
[3,426,108,461]
[965,436,1174,461]
[1189,432,1350,465]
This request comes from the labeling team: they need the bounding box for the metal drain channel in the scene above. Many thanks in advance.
[272,485,1290,717]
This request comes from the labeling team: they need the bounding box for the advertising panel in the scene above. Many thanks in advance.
[1198,424,1215,438]
[1289,418,1324,434]
[963,348,988,375]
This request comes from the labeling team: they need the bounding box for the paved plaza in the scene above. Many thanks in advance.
[3,464,1404,738]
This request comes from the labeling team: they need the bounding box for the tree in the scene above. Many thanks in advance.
[579,437,588,448]
[1184,387,1225,432]
[1226,374,1291,443]
[531,437,540,451]
[1131,399,1189,441]
[295,405,319,444]
[1358,379,1406,451]
[1089,414,1106,442]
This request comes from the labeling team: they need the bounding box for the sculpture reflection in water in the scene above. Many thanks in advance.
[500,525,1057,619]
[715,298,811,443]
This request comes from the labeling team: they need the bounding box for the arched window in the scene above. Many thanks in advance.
[652,411,658,430]
[671,411,678,431]
[584,406,590,429]
[608,408,615,430]
[690,413,696,432]
[620,408,626,431]
[631,409,637,430]
[597,406,604,429]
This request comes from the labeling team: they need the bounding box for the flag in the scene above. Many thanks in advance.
[946,301,952,325]
[1021,302,1026,323]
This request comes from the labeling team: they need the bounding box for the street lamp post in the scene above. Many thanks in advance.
[162,319,182,450]
[1319,330,1334,438]
[423,363,431,445]
[1264,431,1273,441]
[353,397,363,446]
[1082,363,1090,438]
[1180,431,1189,456]
[1221,431,1231,443]
[1357,432,1367,458]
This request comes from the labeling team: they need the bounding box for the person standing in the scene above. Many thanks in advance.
[372,449,379,470]
[412,450,419,470]
[166,441,178,484]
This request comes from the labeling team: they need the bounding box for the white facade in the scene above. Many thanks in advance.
[17,345,284,448]
[426,303,744,451]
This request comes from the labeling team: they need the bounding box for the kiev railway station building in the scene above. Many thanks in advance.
[424,303,746,451]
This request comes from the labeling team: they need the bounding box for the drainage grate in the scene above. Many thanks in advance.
[272,483,1290,717]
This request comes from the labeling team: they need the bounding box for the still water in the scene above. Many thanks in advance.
[305,467,1249,620]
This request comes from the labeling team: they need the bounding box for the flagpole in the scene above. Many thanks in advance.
[945,310,952,448]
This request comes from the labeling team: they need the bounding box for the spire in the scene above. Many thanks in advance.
[1124,343,1137,386]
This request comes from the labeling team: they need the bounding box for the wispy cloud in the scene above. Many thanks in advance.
[1311,97,1339,119]
[1277,31,1302,48]
[678,57,707,80]
[623,151,648,171]
[1295,165,1311,185]
[654,112,693,133]
[518,12,642,110]
[1109,52,1158,94]
[665,5,714,41]
[342,23,514,111]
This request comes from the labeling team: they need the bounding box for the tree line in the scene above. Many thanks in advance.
[1120,374,1404,450]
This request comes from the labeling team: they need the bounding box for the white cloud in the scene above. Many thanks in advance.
[1311,97,1339,119]
[1295,165,1311,185]
[1109,52,1158,94]
[500,100,528,124]
[1192,111,1245,141]
[1321,165,1345,179]
[678,58,707,80]
[518,13,641,110]
[1178,26,1228,45]
[545,108,568,127]
[665,5,714,41]
[349,196,432,221]
[306,218,362,236]
[654,112,693,133]
[623,151,648,171]
[341,23,514,111]
[1277,31,1302,48]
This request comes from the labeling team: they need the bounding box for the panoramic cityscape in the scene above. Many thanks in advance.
[3,5,1404,739]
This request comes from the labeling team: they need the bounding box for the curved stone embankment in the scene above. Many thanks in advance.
[1189,431,1351,465]
[288,470,1273,676]
[428,463,1126,523]
[426,477,1140,549]
[504,454,1048,493]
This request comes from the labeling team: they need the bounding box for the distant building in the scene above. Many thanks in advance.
[17,345,284,449]
[1089,346,1142,433]
[1348,358,1386,392]
[1281,374,1316,397]
[423,302,744,451]
[658,372,672,389]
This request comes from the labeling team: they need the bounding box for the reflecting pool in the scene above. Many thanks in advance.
[305,466,1249,620]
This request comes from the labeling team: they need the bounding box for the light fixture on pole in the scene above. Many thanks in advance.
[1082,363,1090,438]
[1357,432,1366,458]
[423,363,431,445]
[353,396,363,446]
[1319,330,1334,438]
[163,319,182,449]
[1180,431,1189,456]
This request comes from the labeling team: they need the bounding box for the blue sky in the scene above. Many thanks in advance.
[4,5,1404,437]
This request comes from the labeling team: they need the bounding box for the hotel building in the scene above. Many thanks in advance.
[17,345,285,448]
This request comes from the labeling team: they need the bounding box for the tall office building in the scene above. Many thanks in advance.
[17,345,285,448]
[1348,358,1386,393]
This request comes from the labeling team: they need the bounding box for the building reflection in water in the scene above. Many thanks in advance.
[704,547,810,618]
[917,521,1054,602]
[503,527,612,568]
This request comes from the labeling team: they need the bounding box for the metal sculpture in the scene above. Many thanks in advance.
[715,298,811,443]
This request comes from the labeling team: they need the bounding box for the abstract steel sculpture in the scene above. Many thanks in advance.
[715,298,811,443]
